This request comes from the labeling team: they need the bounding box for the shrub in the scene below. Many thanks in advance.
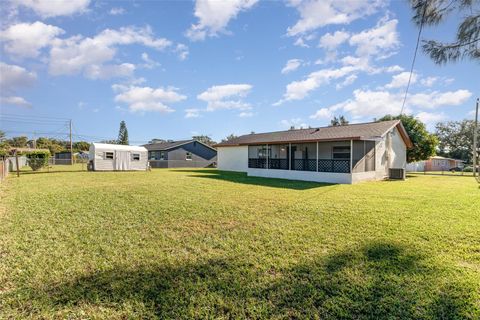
[24,150,50,171]
[463,166,479,173]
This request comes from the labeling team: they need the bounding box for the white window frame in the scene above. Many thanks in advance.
[132,153,140,161]
[185,152,192,160]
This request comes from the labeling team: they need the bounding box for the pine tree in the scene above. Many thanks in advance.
[410,0,479,64]
[117,121,129,145]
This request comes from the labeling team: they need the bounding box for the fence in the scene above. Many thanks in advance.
[0,160,8,182]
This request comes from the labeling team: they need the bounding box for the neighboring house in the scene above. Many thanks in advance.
[143,139,217,168]
[89,143,148,171]
[54,151,71,165]
[406,156,465,172]
[214,120,412,184]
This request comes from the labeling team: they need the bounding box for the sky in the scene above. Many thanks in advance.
[0,0,478,144]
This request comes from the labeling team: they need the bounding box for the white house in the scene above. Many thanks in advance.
[214,120,412,184]
[89,143,148,171]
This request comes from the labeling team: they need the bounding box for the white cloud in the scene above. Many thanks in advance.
[141,52,160,69]
[185,0,258,41]
[385,71,417,89]
[185,108,201,118]
[349,17,399,59]
[0,95,31,107]
[318,30,349,50]
[310,108,333,119]
[197,84,252,111]
[275,65,358,104]
[238,111,253,117]
[281,59,303,74]
[175,43,189,60]
[420,76,438,87]
[408,90,472,109]
[0,62,36,108]
[113,85,186,113]
[84,63,136,80]
[280,118,308,129]
[0,21,64,58]
[415,111,446,126]
[13,0,90,18]
[0,62,36,92]
[311,88,473,121]
[49,26,172,78]
[109,7,125,15]
[287,0,382,36]
[336,74,357,90]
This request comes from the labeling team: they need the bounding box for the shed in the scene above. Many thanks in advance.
[89,143,148,171]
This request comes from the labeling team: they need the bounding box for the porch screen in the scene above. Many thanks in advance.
[248,145,268,168]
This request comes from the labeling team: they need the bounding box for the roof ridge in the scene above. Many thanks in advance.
[238,120,399,137]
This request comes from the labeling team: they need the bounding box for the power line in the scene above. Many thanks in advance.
[400,0,428,115]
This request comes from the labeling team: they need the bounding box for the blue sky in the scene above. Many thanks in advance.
[0,0,477,144]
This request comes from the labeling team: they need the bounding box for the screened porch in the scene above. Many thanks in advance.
[247,140,376,174]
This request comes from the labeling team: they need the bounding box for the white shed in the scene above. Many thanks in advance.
[89,143,148,171]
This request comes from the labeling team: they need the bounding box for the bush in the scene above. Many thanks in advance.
[25,150,50,171]
[463,166,479,173]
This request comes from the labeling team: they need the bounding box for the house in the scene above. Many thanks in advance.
[214,120,412,184]
[143,139,217,168]
[53,151,71,165]
[406,156,465,172]
[88,143,148,171]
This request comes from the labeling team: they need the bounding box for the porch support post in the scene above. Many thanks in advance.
[266,144,269,169]
[350,140,353,173]
[316,141,319,172]
[289,143,291,170]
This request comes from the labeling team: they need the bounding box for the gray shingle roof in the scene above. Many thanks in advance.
[215,120,412,147]
[143,139,194,151]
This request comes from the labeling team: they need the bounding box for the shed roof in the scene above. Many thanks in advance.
[214,120,412,148]
[91,143,147,152]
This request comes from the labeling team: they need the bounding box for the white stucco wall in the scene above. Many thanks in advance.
[217,146,248,172]
[247,168,352,184]
[389,127,407,169]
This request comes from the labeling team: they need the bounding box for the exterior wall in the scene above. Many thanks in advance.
[90,146,148,171]
[217,146,248,172]
[247,168,352,184]
[351,171,377,183]
[148,141,217,168]
[389,127,407,169]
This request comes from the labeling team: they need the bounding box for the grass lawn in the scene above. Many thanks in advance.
[1,166,479,319]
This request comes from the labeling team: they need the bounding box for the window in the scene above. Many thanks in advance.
[185,152,192,160]
[332,146,350,159]
[105,152,114,160]
[160,151,165,160]
[132,153,140,161]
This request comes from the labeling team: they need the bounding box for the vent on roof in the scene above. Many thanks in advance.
[311,128,320,134]
[389,168,405,180]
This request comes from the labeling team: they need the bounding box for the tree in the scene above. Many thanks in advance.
[36,137,65,154]
[101,139,118,144]
[221,134,238,143]
[73,141,90,151]
[192,135,216,146]
[410,0,479,64]
[8,136,28,147]
[435,120,475,162]
[378,114,438,163]
[0,130,5,141]
[117,121,129,145]
[330,115,349,126]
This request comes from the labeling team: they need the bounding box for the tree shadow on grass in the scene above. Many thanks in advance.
[172,169,333,190]
[11,242,478,319]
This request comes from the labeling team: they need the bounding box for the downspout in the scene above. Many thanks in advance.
[316,141,319,172]
[266,144,269,170]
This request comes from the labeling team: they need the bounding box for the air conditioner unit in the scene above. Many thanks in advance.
[389,168,405,180]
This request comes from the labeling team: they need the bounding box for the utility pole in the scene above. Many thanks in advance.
[70,119,73,165]
[473,98,479,178]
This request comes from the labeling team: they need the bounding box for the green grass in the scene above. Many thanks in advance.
[1,166,479,319]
